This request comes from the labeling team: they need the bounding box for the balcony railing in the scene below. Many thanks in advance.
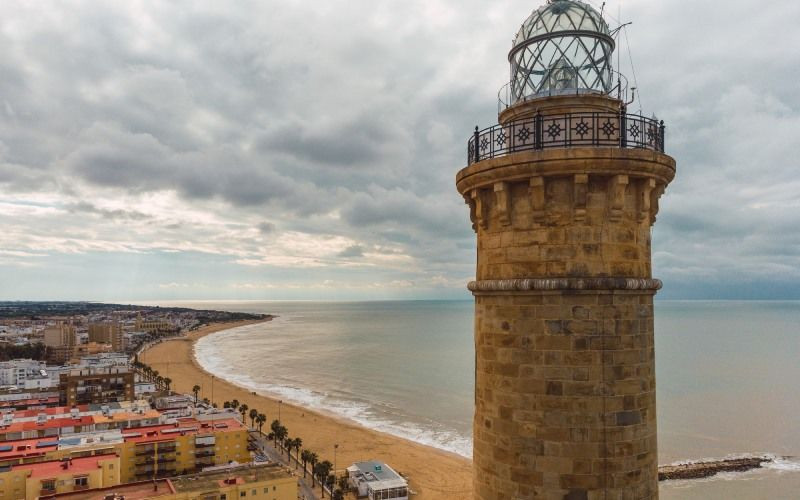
[467,112,665,166]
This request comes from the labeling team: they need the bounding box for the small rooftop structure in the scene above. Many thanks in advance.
[347,460,408,500]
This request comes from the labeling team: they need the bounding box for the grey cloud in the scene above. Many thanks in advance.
[66,202,151,221]
[338,245,365,258]
[2,0,800,298]
[257,222,276,234]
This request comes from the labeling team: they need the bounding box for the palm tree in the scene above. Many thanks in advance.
[230,399,240,411]
[223,401,231,408]
[248,408,258,428]
[315,461,333,498]
[192,385,201,404]
[308,452,319,487]
[275,425,288,450]
[301,450,312,478]
[239,404,248,424]
[256,413,266,433]
[292,438,302,464]
[163,377,172,392]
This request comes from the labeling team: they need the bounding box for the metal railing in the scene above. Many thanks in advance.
[467,111,665,165]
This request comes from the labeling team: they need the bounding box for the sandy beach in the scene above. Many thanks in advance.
[139,319,473,499]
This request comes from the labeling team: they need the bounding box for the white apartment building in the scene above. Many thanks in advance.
[0,360,69,390]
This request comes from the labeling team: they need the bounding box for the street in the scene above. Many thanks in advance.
[250,430,322,500]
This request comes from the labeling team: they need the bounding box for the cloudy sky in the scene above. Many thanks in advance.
[1,0,799,301]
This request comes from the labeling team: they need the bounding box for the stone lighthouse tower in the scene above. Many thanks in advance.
[456,1,675,499]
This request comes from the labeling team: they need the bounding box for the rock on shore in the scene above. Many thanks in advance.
[658,456,773,481]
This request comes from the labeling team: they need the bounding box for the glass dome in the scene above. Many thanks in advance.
[509,0,615,103]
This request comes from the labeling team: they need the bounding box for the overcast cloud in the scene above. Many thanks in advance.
[1,0,799,301]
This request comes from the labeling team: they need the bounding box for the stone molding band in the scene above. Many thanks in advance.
[468,278,663,293]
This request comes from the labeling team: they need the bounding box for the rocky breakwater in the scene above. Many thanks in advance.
[658,456,775,481]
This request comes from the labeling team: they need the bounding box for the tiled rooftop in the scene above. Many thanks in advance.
[11,453,117,478]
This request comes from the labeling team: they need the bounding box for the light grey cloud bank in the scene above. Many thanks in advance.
[1,0,799,300]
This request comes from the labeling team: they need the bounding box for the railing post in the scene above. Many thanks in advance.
[659,120,665,152]
[473,126,480,164]
[535,113,543,150]
[619,111,627,148]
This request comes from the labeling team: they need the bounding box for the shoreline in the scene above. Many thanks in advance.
[140,319,796,497]
[140,319,474,499]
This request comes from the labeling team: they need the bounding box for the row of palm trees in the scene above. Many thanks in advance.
[131,360,172,392]
[219,398,347,500]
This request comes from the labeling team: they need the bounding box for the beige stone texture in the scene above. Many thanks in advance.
[457,95,675,500]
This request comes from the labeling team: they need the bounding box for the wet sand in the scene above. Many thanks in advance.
[139,319,473,499]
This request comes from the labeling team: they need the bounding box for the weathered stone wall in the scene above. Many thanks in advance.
[457,96,675,500]
[473,291,657,500]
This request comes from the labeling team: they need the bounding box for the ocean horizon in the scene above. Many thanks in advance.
[150,299,800,497]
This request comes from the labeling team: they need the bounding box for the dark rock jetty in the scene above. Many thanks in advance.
[658,456,773,481]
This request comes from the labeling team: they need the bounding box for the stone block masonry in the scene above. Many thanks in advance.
[457,93,675,500]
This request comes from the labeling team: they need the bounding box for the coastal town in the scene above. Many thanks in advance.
[0,302,411,500]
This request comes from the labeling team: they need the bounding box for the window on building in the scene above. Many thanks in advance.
[75,476,88,487]
[240,492,246,497]
[41,479,56,491]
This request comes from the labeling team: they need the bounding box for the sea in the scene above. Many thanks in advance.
[154,299,800,498]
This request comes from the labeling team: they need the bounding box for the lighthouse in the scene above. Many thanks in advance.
[456,1,675,498]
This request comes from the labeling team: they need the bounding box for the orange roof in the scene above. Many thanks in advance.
[0,415,94,433]
[12,405,89,419]
[12,453,117,478]
[0,437,51,460]
[48,479,175,499]
[0,418,243,460]
[0,397,59,408]
[122,418,244,444]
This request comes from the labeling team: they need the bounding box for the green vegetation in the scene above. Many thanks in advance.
[0,342,47,361]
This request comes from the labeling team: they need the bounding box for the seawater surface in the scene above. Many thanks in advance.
[157,299,800,497]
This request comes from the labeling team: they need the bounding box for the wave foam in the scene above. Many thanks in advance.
[195,331,473,458]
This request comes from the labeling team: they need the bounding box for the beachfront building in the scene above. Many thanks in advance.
[135,314,176,335]
[0,417,251,483]
[48,462,297,500]
[347,461,408,500]
[0,453,120,500]
[456,1,675,498]
[0,401,159,443]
